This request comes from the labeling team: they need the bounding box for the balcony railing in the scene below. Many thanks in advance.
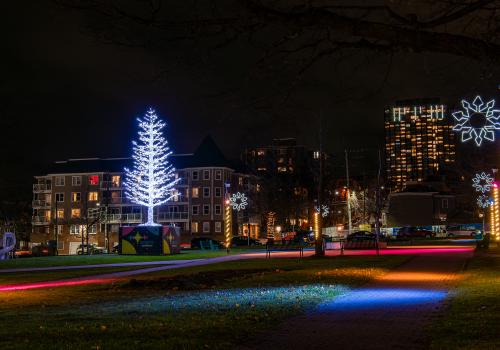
[100,181,122,189]
[157,212,189,221]
[32,200,51,208]
[108,197,129,205]
[32,216,50,225]
[102,213,143,223]
[33,184,51,192]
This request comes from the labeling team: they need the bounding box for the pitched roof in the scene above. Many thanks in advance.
[38,136,235,175]
[186,135,233,168]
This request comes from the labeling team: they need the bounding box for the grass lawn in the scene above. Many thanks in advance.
[0,255,408,349]
[0,266,155,286]
[430,245,500,350]
[0,250,238,270]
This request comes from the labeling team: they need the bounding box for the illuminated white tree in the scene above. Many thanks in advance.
[124,108,179,226]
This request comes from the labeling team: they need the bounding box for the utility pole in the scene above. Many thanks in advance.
[315,113,324,256]
[345,149,352,235]
[54,197,58,255]
[375,149,382,255]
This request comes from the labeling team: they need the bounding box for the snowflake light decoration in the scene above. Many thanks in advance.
[229,192,248,211]
[452,96,500,146]
[315,205,329,218]
[477,195,491,209]
[472,172,494,193]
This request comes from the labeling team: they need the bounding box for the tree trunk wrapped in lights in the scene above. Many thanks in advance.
[124,108,179,226]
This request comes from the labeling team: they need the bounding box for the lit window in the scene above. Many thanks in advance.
[257,150,265,156]
[72,176,81,186]
[88,192,98,201]
[313,151,320,159]
[192,187,199,198]
[56,209,64,219]
[191,222,199,233]
[71,208,81,218]
[238,177,243,185]
[72,192,81,203]
[88,224,97,234]
[111,175,120,187]
[215,221,222,232]
[55,176,65,186]
[88,175,99,185]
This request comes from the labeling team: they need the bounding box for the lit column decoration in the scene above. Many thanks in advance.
[491,183,500,241]
[124,108,180,226]
[313,212,321,241]
[229,192,248,237]
[266,212,276,239]
[224,182,232,249]
[224,198,232,249]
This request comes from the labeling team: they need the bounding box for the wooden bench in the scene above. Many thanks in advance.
[265,242,307,258]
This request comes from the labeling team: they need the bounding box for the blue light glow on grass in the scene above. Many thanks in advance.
[318,288,447,311]
[87,285,351,315]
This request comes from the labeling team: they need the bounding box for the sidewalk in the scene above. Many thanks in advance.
[242,250,473,350]
[0,246,474,292]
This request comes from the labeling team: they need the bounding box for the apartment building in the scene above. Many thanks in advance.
[32,136,258,254]
[384,98,456,192]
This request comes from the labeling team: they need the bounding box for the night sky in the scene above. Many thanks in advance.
[1,1,499,201]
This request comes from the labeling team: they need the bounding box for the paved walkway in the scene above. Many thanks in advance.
[242,250,473,350]
[0,259,203,273]
[0,247,474,293]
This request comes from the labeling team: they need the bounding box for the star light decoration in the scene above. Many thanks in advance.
[229,192,248,211]
[477,195,491,209]
[315,205,330,218]
[472,172,494,194]
[452,96,500,146]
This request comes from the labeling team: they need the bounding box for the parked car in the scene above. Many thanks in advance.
[282,231,314,243]
[32,242,57,256]
[15,250,32,258]
[445,225,478,238]
[397,227,436,239]
[191,237,223,249]
[346,231,382,242]
[231,236,261,247]
[76,244,105,255]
